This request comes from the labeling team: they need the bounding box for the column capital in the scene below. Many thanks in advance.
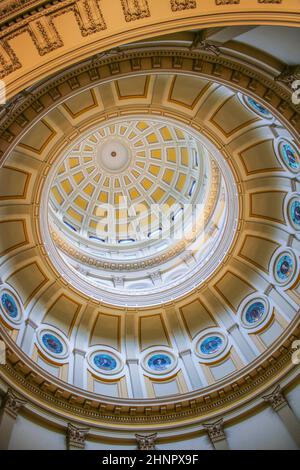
[2,388,26,419]
[73,348,86,357]
[203,418,226,443]
[135,433,157,450]
[179,348,192,358]
[226,322,239,334]
[66,423,89,450]
[25,318,38,329]
[262,385,287,412]
[126,358,139,365]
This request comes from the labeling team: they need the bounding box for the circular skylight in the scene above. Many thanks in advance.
[42,116,239,306]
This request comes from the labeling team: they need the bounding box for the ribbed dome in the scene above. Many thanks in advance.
[45,116,237,306]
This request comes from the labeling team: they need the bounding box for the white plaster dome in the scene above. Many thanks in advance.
[45,116,238,306]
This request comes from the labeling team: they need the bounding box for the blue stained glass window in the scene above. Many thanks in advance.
[276,254,294,281]
[42,333,63,354]
[148,354,172,371]
[245,302,265,324]
[291,200,300,227]
[200,336,223,355]
[1,293,18,318]
[93,353,117,371]
[280,142,300,172]
[246,97,272,117]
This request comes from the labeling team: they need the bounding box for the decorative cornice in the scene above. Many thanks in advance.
[0,47,299,142]
[262,385,287,412]
[0,322,298,425]
[135,432,157,450]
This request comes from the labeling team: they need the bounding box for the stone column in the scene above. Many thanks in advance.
[135,433,157,450]
[73,349,86,389]
[262,385,300,448]
[0,388,26,450]
[126,358,144,398]
[179,349,203,389]
[66,423,89,450]
[203,418,229,450]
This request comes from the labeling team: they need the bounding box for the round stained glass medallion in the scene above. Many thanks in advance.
[42,333,64,355]
[147,354,172,372]
[290,199,300,228]
[93,353,117,371]
[245,302,265,325]
[275,254,294,283]
[279,142,300,173]
[1,292,18,318]
[245,96,272,118]
[199,336,223,356]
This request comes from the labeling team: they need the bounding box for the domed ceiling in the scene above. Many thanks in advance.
[46,116,236,305]
[0,53,299,425]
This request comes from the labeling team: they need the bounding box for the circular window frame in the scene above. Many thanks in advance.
[195,328,229,362]
[285,193,300,231]
[87,347,124,377]
[36,327,69,361]
[0,285,23,328]
[240,94,273,120]
[270,248,299,289]
[238,293,271,332]
[141,347,178,376]
[276,139,300,175]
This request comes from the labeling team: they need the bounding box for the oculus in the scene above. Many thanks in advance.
[42,116,239,307]
[279,141,300,173]
[245,302,265,324]
[142,349,177,375]
[195,330,228,361]
[275,253,295,284]
[285,193,300,231]
[239,295,270,331]
[93,353,117,371]
[244,96,272,118]
[88,349,123,376]
[242,300,267,328]
[37,329,69,360]
[147,353,172,372]
[0,288,22,326]
[1,292,18,319]
[41,333,64,355]
[199,336,223,355]
[289,199,300,229]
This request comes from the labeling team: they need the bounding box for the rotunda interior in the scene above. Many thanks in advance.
[0,0,299,452]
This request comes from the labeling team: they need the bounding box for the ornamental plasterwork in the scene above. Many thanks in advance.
[276,65,300,89]
[202,418,226,443]
[0,0,107,73]
[0,40,21,79]
[135,433,157,449]
[1,388,26,419]
[66,423,89,449]
[171,0,196,11]
[262,385,287,411]
[120,0,150,22]
[215,0,240,5]
[0,47,299,142]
